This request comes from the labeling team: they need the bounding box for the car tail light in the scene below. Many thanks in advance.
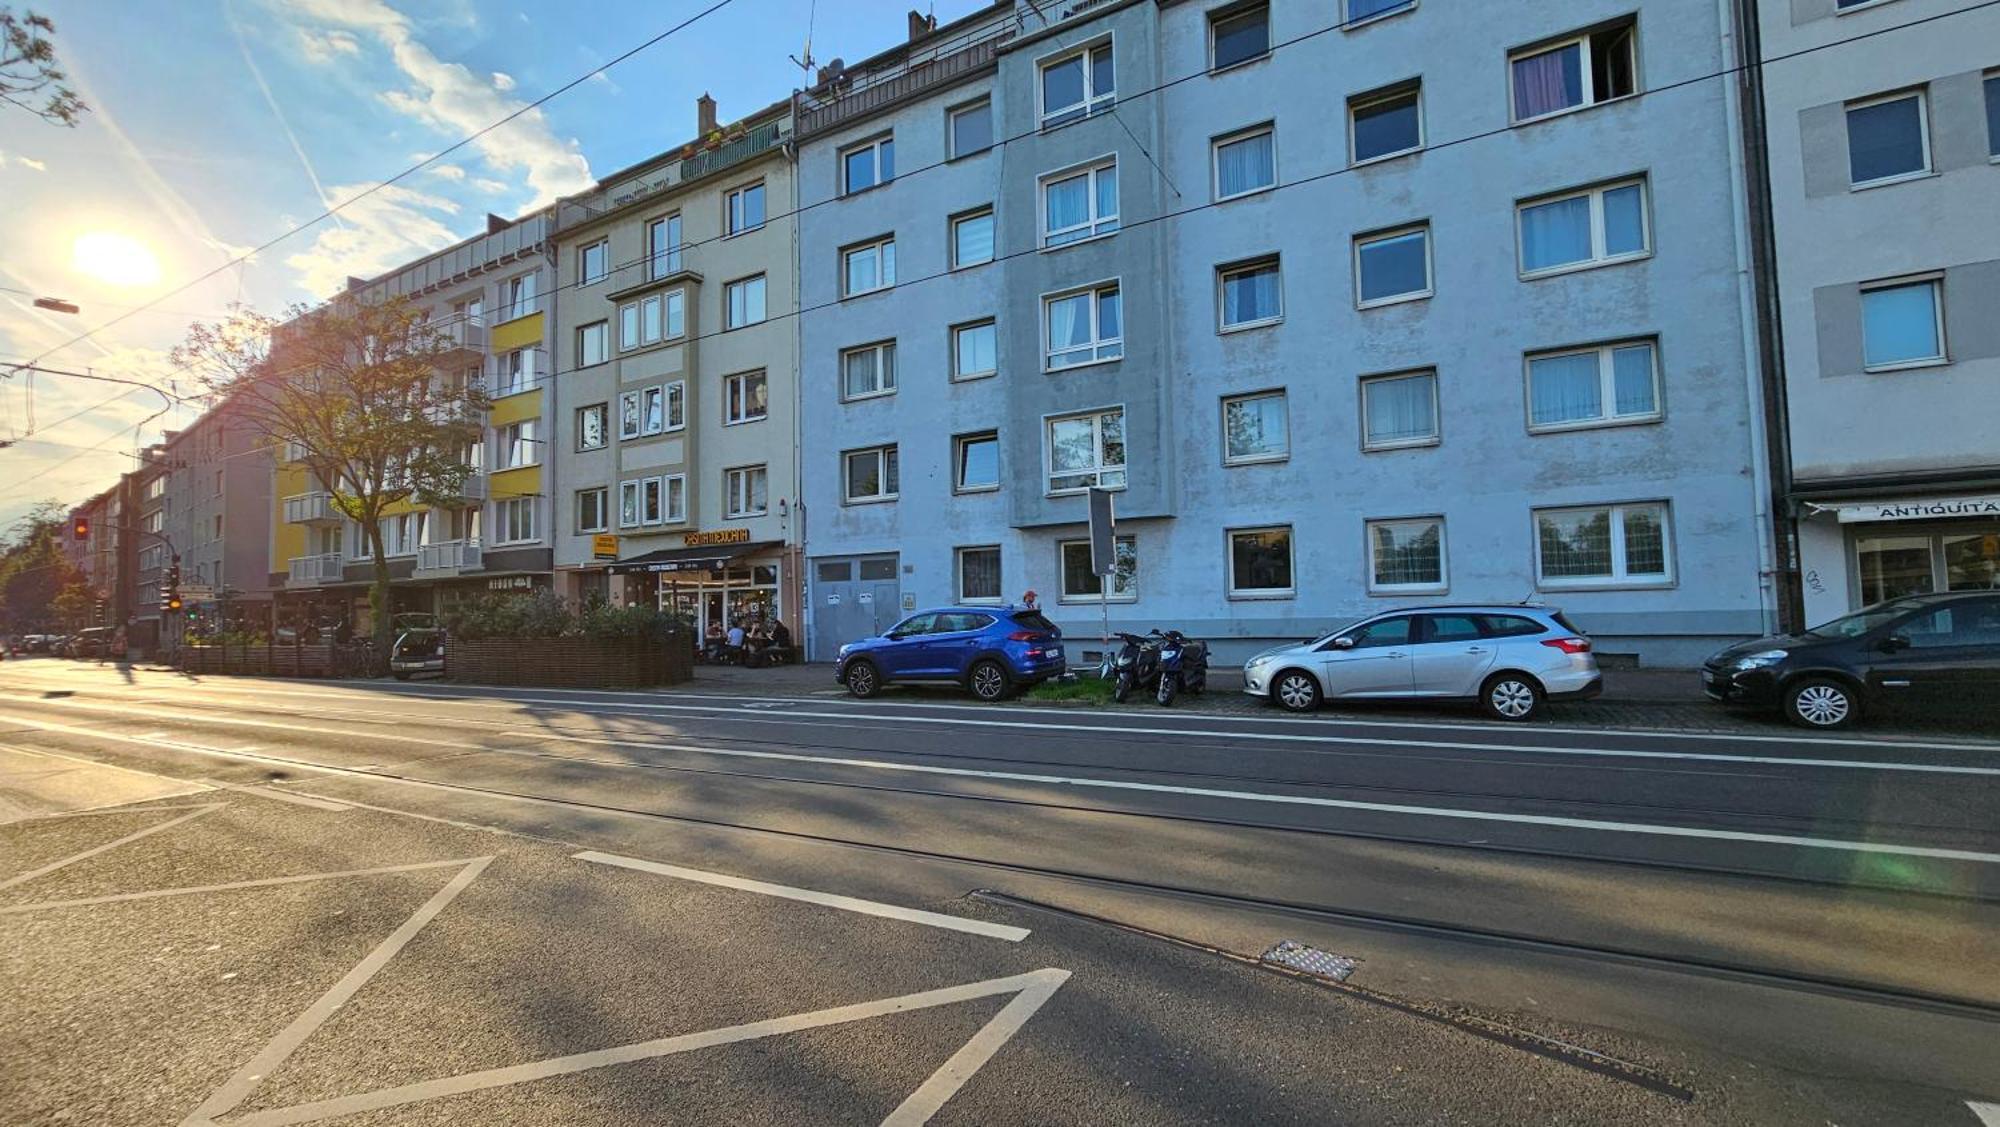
[1541,637,1592,654]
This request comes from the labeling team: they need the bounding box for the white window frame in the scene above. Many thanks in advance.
[618,390,642,441]
[579,240,608,287]
[641,476,664,525]
[500,419,540,468]
[951,207,995,269]
[1347,81,1423,166]
[1353,223,1434,308]
[1043,280,1123,371]
[1859,275,1948,372]
[724,274,767,328]
[951,319,998,382]
[1846,88,1932,188]
[948,98,992,159]
[841,236,896,297]
[953,431,1000,494]
[576,403,608,451]
[1039,159,1119,247]
[577,322,608,368]
[1524,339,1663,433]
[1211,125,1276,201]
[1365,516,1448,594]
[725,369,768,425]
[1516,177,1652,278]
[1209,3,1269,72]
[663,473,687,524]
[575,487,609,534]
[725,180,766,236]
[1360,370,1442,451]
[495,497,538,545]
[1343,0,1417,29]
[1533,501,1675,588]
[1044,405,1127,495]
[840,341,897,402]
[1508,22,1638,125]
[1038,39,1115,128]
[1217,256,1283,332]
[1221,389,1290,466]
[1227,525,1296,598]
[956,545,1004,605]
[504,272,538,320]
[1059,535,1138,603]
[498,348,537,396]
[725,465,769,519]
[618,480,642,529]
[646,214,682,279]
[840,134,894,195]
[618,289,686,351]
[841,445,900,505]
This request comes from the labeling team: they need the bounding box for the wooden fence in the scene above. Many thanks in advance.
[178,642,375,679]
[446,635,693,689]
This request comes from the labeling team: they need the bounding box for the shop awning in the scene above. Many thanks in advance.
[607,541,781,574]
[1806,495,2000,523]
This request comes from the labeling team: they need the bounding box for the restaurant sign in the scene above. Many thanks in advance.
[592,533,619,560]
[684,528,751,547]
[1829,495,2000,523]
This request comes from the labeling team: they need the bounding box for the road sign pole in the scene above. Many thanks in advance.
[1088,488,1116,643]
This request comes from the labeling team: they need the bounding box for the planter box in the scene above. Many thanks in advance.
[179,643,372,678]
[445,635,693,689]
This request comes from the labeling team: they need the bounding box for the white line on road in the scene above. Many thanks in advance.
[883,968,1070,1126]
[1968,1101,2000,1127]
[0,804,224,892]
[574,850,1029,941]
[0,857,484,915]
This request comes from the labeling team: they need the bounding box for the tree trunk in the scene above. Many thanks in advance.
[365,518,392,676]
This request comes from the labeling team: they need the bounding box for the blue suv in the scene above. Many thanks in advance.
[836,605,1065,701]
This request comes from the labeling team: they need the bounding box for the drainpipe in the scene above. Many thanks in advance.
[785,124,810,657]
[543,219,560,600]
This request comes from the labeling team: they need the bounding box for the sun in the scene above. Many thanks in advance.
[71,230,162,287]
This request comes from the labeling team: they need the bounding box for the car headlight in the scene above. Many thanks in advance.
[837,643,853,658]
[1732,649,1789,671]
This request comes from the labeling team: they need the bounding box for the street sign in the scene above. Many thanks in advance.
[1088,488,1117,575]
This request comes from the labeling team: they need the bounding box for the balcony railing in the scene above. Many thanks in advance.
[415,539,482,575]
[437,314,488,356]
[796,25,1011,139]
[443,471,488,502]
[679,119,784,182]
[287,553,345,587]
[282,491,339,525]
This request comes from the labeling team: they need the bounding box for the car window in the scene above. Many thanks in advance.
[1010,611,1059,633]
[1345,616,1413,649]
[1898,608,1959,648]
[891,613,937,636]
[1423,615,1484,643]
[935,613,992,633]
[1476,614,1546,638]
[1960,601,2000,645]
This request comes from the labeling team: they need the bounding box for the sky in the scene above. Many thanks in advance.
[0,0,980,531]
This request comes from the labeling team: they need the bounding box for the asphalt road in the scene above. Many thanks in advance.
[2,657,1996,1126]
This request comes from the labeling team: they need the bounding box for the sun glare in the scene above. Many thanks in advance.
[71,230,162,287]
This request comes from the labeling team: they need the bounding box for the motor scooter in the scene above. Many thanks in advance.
[1153,629,1210,706]
[1104,631,1161,703]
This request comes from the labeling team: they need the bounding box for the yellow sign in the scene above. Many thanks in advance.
[592,533,619,560]
[683,528,751,547]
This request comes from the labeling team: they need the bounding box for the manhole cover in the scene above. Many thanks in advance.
[1262,940,1357,982]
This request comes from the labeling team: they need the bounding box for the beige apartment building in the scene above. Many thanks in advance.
[549,95,801,634]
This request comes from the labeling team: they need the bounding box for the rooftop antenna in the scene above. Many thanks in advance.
[788,0,818,75]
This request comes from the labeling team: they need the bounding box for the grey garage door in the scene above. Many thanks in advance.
[810,555,902,662]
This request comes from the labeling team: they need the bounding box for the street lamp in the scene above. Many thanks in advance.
[32,297,80,314]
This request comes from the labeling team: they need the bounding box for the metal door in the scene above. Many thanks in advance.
[810,555,902,661]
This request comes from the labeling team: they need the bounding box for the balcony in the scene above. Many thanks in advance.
[287,553,345,588]
[437,314,487,359]
[441,471,488,503]
[283,491,340,525]
[416,539,482,576]
[796,24,1012,139]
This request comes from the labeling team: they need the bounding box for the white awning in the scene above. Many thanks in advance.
[1808,495,2000,523]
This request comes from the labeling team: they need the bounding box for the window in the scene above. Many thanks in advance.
[1536,502,1671,586]
[1349,82,1421,164]
[843,445,900,503]
[1361,371,1439,450]
[1518,178,1649,276]
[1040,41,1114,127]
[954,431,999,493]
[1367,517,1446,592]
[1210,4,1268,70]
[725,370,768,424]
[1860,278,1945,371]
[619,290,686,350]
[635,381,685,434]
[725,465,768,517]
[579,241,608,286]
[1213,126,1275,200]
[1042,162,1118,245]
[213,514,224,542]
[841,135,894,194]
[842,237,896,296]
[576,403,608,451]
[504,273,537,319]
[1223,390,1288,464]
[1218,257,1282,330]
[1846,90,1929,186]
[641,477,664,524]
[841,341,897,400]
[1061,536,1137,601]
[1046,407,1126,493]
[1510,20,1636,122]
[952,208,995,269]
[647,214,682,278]
[497,497,537,544]
[618,391,642,440]
[576,488,608,534]
[1229,526,1294,596]
[1045,282,1123,369]
[1857,531,2000,603]
[1528,340,1661,430]
[725,275,767,328]
[1345,0,1415,24]
[1354,224,1432,307]
[500,419,539,468]
[726,182,766,235]
[1986,74,1998,158]
[498,348,537,395]
[619,481,641,528]
[949,99,992,158]
[957,546,1002,603]
[952,319,998,381]
[663,474,687,523]
[578,322,608,367]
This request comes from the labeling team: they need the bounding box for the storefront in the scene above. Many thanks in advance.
[1795,492,2000,624]
[607,532,789,636]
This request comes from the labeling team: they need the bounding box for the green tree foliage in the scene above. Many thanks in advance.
[0,502,82,631]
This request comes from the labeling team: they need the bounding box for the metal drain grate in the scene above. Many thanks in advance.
[1262,940,1357,982]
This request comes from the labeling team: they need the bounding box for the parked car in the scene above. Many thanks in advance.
[68,627,116,659]
[389,625,445,681]
[1701,592,2000,730]
[1242,605,1602,720]
[836,605,1065,701]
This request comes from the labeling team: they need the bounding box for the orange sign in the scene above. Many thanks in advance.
[592,533,619,560]
[683,528,751,547]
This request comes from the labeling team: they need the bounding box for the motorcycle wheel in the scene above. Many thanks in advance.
[1156,674,1178,707]
[1113,672,1132,703]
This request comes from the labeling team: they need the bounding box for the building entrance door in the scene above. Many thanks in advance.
[811,554,901,662]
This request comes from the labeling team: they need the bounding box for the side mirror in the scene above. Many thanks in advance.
[1331,636,1356,650]
[1879,634,1910,653]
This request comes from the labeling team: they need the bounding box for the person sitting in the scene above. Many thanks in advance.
[702,620,726,662]
[767,618,794,664]
[743,619,773,666]
[723,620,746,664]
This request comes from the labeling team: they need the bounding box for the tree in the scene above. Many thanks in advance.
[51,578,92,628]
[1,8,85,126]
[0,501,81,632]
[172,298,491,661]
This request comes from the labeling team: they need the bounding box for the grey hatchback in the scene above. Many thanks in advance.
[1242,605,1603,720]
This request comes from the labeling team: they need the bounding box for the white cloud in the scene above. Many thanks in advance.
[491,71,515,91]
[0,150,48,172]
[283,181,461,297]
[470,177,507,194]
[425,163,467,181]
[295,27,361,62]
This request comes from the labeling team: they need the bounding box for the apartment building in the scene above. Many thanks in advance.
[63,486,116,622]
[549,96,801,634]
[797,0,1776,666]
[1753,0,2000,624]
[272,213,557,626]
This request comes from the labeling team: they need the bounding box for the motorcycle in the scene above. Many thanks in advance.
[1104,631,1162,703]
[1153,629,1210,707]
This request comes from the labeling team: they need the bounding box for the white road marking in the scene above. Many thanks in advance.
[0,804,224,891]
[181,856,495,1127]
[0,857,483,915]
[1968,1100,2000,1126]
[200,968,1069,1127]
[575,850,1028,942]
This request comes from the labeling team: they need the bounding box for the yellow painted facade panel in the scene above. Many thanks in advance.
[489,312,543,353]
[489,389,542,427]
[272,464,308,564]
[488,465,542,499]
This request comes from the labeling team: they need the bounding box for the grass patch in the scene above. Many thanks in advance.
[1024,674,1118,704]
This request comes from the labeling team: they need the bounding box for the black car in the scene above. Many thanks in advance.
[1702,592,2000,729]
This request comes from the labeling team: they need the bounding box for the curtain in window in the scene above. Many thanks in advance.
[1512,45,1580,119]
[1046,176,1087,233]
[1224,269,1277,324]
[957,215,993,264]
[1530,353,1602,425]
[1611,344,1657,415]
[1049,294,1088,351]
[961,550,1001,600]
[1216,134,1272,197]
[1365,375,1435,442]
[1602,185,1646,256]
[1520,196,1592,271]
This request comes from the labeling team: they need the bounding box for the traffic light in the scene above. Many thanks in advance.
[72,516,90,541]
[163,557,183,613]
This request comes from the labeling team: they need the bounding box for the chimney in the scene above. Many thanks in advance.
[697,93,717,136]
[907,9,936,39]
[486,213,509,235]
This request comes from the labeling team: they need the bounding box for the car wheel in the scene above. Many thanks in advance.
[1482,673,1543,721]
[1272,669,1321,713]
[1784,678,1856,730]
[844,660,883,699]
[393,671,411,681]
[968,659,1011,702]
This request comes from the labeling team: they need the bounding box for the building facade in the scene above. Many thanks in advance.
[549,96,802,635]
[797,0,1778,667]
[1754,0,2000,625]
